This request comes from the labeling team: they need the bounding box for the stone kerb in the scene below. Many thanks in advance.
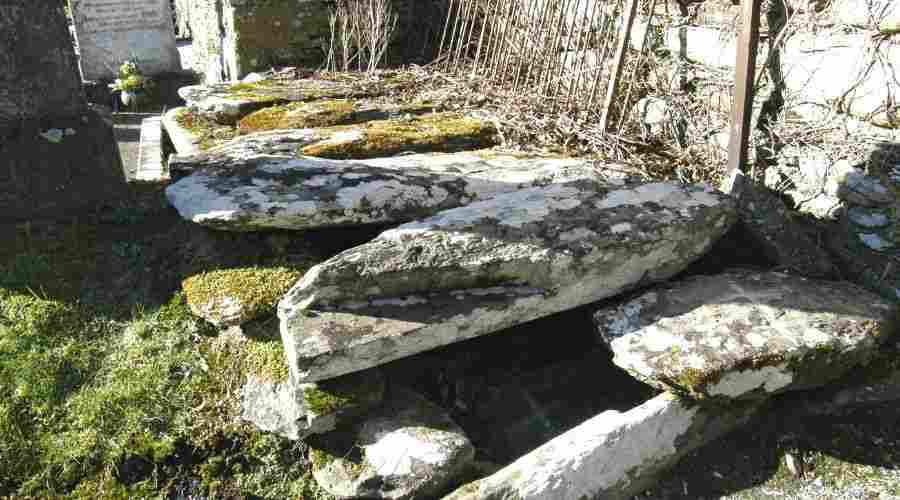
[70,0,182,81]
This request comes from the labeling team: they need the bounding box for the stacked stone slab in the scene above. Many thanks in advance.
[184,0,332,82]
[0,1,127,222]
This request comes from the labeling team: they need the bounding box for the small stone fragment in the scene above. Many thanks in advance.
[311,388,474,500]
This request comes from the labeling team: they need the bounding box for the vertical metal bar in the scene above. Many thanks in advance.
[598,0,639,132]
[723,0,762,197]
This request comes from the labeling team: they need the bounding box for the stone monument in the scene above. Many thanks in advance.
[70,0,182,81]
[0,1,128,222]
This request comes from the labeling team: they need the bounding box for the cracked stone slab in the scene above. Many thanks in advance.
[310,388,474,500]
[165,152,620,232]
[240,369,385,441]
[279,180,735,382]
[594,270,896,401]
[178,75,415,124]
[443,393,759,500]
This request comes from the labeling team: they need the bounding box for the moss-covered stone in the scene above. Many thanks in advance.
[182,266,305,327]
[237,100,440,133]
[173,107,240,150]
[301,370,385,418]
[300,112,498,159]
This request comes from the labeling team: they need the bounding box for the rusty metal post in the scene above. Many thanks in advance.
[723,0,763,197]
[598,0,640,132]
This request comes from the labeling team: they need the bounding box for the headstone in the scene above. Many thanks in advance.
[0,2,85,136]
[70,0,181,81]
[0,2,128,222]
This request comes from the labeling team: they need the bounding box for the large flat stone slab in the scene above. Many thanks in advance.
[135,116,168,182]
[443,393,759,500]
[169,112,496,164]
[594,270,896,400]
[279,180,736,382]
[179,74,415,124]
[165,152,615,231]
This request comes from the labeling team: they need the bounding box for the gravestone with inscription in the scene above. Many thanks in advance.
[70,0,181,81]
[0,1,128,222]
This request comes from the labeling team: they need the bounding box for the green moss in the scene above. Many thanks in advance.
[300,113,498,160]
[238,100,357,132]
[182,266,305,326]
[173,108,240,150]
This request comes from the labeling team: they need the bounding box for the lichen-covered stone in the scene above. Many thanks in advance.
[237,100,439,133]
[241,369,385,441]
[311,388,474,499]
[178,74,414,124]
[172,112,496,162]
[594,270,896,400]
[279,180,735,382]
[166,152,615,231]
[443,393,759,500]
[182,267,304,327]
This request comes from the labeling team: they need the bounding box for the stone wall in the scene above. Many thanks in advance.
[0,2,86,137]
[188,0,332,83]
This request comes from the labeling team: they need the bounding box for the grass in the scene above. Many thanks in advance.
[0,253,331,498]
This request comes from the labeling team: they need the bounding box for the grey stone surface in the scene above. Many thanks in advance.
[594,270,895,400]
[240,368,385,441]
[311,388,474,500]
[279,180,735,382]
[136,116,168,182]
[0,2,86,137]
[165,152,616,231]
[443,393,758,500]
[70,0,181,80]
[849,207,892,228]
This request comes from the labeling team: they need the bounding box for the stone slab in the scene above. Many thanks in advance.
[278,181,736,382]
[70,0,182,81]
[135,116,168,182]
[162,107,203,156]
[443,393,759,500]
[595,270,896,400]
[165,152,619,231]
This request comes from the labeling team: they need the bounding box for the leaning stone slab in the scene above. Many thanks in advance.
[162,108,205,156]
[179,74,414,124]
[240,369,385,441]
[166,152,616,231]
[279,180,735,382]
[594,270,896,401]
[311,388,475,500]
[443,393,759,500]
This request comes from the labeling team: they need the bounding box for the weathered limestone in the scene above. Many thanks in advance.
[279,180,735,382]
[311,388,474,500]
[184,0,331,83]
[237,100,440,134]
[135,116,168,182]
[178,75,415,124]
[443,393,758,500]
[70,0,181,80]
[173,0,192,39]
[783,34,900,129]
[594,271,895,400]
[165,152,614,231]
[241,369,385,441]
[0,2,85,137]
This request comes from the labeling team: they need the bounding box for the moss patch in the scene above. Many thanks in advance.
[239,100,357,132]
[301,371,384,417]
[300,112,498,159]
[182,266,305,327]
[173,108,240,150]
